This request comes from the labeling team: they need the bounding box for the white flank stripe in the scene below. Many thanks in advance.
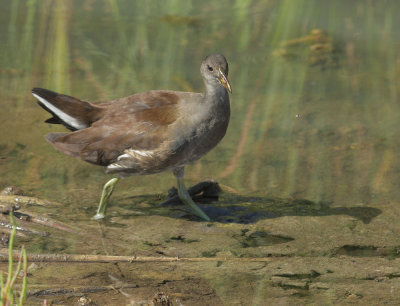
[132,150,152,157]
[107,164,124,170]
[117,153,131,161]
[117,150,152,160]
[33,93,88,130]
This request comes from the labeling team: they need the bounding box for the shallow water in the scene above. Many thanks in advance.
[1,0,400,304]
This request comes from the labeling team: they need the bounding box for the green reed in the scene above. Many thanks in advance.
[0,212,27,306]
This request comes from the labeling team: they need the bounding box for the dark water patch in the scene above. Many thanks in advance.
[336,245,378,257]
[327,207,382,224]
[165,235,199,244]
[271,277,310,293]
[143,241,161,247]
[27,236,70,253]
[274,270,321,280]
[235,229,294,248]
[335,245,400,258]
[271,270,321,295]
[0,144,7,155]
[201,249,219,257]
[8,143,26,157]
[275,282,309,291]
[362,274,400,281]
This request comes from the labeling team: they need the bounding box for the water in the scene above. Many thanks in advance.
[1,0,400,304]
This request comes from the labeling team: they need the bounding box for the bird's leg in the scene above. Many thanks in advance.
[173,167,211,221]
[93,177,120,220]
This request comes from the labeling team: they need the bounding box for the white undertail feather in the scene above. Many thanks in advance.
[32,93,88,130]
[107,150,154,171]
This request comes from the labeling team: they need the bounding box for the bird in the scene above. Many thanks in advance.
[32,53,232,221]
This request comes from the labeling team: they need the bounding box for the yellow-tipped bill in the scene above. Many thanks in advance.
[218,68,232,93]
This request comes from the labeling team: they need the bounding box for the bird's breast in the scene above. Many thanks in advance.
[169,94,230,165]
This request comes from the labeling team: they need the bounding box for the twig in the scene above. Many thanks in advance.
[0,215,49,237]
[0,250,276,263]
[28,284,139,297]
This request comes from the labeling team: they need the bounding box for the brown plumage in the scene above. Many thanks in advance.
[32,54,232,220]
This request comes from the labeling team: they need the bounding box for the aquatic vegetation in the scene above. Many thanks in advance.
[272,29,340,69]
[0,212,27,306]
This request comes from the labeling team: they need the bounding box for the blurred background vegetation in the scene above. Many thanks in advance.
[1,0,400,214]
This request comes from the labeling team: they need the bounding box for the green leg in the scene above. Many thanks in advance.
[93,177,120,220]
[176,177,211,221]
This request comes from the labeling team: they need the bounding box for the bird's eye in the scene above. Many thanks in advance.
[207,65,213,71]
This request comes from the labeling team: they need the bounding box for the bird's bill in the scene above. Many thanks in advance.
[218,68,232,93]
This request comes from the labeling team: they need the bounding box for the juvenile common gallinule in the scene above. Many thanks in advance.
[32,54,231,221]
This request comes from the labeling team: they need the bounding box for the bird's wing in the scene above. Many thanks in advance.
[46,91,190,168]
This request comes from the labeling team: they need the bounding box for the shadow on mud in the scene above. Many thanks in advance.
[194,196,381,224]
[117,181,382,225]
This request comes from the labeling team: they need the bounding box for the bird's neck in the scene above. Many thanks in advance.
[204,82,227,102]
[203,82,230,122]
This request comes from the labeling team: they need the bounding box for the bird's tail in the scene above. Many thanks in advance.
[32,88,104,131]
